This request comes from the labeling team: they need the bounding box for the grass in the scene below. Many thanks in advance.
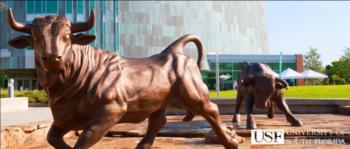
[284,85,350,98]
[209,85,350,99]
[1,85,349,103]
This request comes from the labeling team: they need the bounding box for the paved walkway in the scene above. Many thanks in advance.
[1,107,52,127]
[8,114,350,149]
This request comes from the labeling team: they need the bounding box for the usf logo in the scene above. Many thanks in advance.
[251,130,284,144]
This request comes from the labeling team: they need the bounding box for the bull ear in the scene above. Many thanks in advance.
[8,35,32,49]
[72,34,96,45]
[240,62,248,70]
[241,75,255,86]
[275,78,289,89]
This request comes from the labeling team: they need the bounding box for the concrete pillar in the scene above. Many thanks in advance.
[84,0,89,21]
[7,79,14,98]
[58,0,66,16]
[106,0,114,51]
[113,0,118,52]
[72,0,77,22]
[95,1,102,48]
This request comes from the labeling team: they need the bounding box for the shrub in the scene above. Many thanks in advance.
[0,88,47,103]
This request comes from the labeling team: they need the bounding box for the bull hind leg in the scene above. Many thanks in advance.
[73,104,126,149]
[179,79,238,148]
[184,98,238,149]
[136,108,167,149]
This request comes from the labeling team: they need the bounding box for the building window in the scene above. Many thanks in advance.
[66,0,72,13]
[46,0,57,13]
[27,0,57,14]
[35,0,43,13]
[24,80,30,89]
[77,0,83,14]
[27,0,34,13]
[17,80,23,90]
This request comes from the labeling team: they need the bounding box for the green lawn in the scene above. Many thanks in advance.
[1,85,349,103]
[209,85,350,99]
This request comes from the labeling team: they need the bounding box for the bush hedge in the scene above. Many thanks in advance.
[0,89,47,103]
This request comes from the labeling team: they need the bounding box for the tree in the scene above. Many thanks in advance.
[304,47,323,72]
[339,48,350,82]
[325,48,350,84]
[304,47,324,85]
[342,47,350,59]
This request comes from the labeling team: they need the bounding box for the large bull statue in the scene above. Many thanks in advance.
[7,9,238,149]
[232,62,303,129]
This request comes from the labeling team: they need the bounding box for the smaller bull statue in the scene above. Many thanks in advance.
[232,62,303,129]
[7,8,238,149]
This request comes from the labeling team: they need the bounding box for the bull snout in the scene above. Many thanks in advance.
[42,55,62,62]
[41,55,64,71]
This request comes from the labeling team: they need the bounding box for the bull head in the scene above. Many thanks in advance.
[241,75,288,108]
[7,8,96,72]
[241,75,288,89]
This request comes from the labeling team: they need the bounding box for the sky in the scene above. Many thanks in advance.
[267,1,350,66]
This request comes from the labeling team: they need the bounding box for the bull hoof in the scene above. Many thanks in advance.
[291,120,303,127]
[246,122,257,129]
[182,113,195,122]
[232,114,241,125]
[287,117,303,126]
[136,143,152,149]
[227,138,239,149]
[267,113,274,119]
[246,125,257,130]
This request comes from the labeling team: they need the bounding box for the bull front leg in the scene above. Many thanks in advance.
[47,123,72,149]
[73,103,126,149]
[274,92,303,126]
[232,91,244,125]
[246,95,257,129]
[267,100,275,119]
[136,108,167,149]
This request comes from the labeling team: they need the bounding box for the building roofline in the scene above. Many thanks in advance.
[206,54,301,63]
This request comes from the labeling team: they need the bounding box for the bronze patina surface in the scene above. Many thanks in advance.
[7,8,238,149]
[232,62,303,129]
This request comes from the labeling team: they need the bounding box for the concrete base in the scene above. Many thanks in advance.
[1,97,28,113]
[166,98,350,115]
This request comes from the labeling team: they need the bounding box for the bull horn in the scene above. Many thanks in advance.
[275,77,289,89]
[71,10,95,33]
[7,8,31,34]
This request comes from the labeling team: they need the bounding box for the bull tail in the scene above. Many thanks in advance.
[168,34,204,69]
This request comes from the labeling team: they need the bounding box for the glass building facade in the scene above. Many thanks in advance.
[25,0,119,52]
[0,0,120,89]
[0,1,273,90]
[203,54,303,90]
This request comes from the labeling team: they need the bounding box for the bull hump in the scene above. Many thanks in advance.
[244,63,274,76]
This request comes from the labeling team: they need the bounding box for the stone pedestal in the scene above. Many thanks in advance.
[1,97,28,113]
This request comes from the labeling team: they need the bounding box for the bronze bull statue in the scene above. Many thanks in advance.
[7,8,238,149]
[232,62,303,129]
